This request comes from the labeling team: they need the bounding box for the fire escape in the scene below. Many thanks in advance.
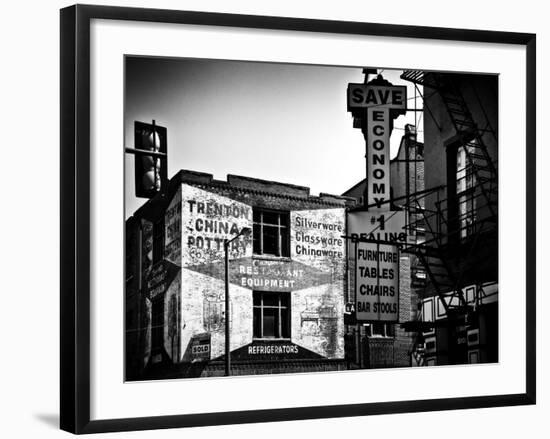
[398,71,498,361]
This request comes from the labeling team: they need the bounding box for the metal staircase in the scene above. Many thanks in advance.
[402,188,468,315]
[398,70,499,332]
[400,71,498,219]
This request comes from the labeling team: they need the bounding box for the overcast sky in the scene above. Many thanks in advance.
[124,57,423,218]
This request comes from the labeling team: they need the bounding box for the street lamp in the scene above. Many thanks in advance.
[224,226,252,376]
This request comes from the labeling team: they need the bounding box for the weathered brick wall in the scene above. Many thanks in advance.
[164,273,181,361]
[227,174,310,198]
[290,208,346,359]
[394,255,413,367]
[202,360,347,377]
[179,269,252,361]
[125,217,142,379]
[175,182,347,363]
[165,189,181,265]
[368,338,395,368]
[140,218,153,367]
[179,184,253,362]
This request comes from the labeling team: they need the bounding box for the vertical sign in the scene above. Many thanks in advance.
[366,108,391,209]
[347,83,407,209]
[347,77,407,323]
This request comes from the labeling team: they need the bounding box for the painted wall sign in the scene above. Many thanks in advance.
[228,340,325,362]
[145,259,180,299]
[165,191,182,264]
[186,257,332,291]
[291,208,346,278]
[355,242,400,322]
[292,213,344,259]
[180,184,252,266]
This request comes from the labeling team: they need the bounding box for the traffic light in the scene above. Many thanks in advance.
[133,121,168,198]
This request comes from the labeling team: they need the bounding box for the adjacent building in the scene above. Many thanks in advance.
[126,170,355,380]
[342,125,424,369]
[400,71,498,366]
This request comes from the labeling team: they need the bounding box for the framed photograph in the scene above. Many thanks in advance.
[60,4,536,434]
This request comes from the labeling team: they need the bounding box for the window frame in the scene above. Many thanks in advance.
[365,322,395,338]
[152,217,165,264]
[456,143,477,240]
[150,296,165,353]
[253,291,291,340]
[252,208,290,257]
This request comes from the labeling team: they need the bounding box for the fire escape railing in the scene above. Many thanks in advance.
[398,70,498,354]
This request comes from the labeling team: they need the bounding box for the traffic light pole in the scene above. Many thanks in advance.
[223,227,252,377]
[124,148,167,159]
[224,239,230,377]
[126,119,168,199]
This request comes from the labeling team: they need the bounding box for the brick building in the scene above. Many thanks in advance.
[125,170,356,380]
[342,126,424,368]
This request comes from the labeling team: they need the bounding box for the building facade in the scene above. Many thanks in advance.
[400,71,499,366]
[126,170,355,380]
[342,126,423,369]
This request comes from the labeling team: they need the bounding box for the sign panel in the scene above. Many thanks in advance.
[348,210,407,244]
[347,84,407,110]
[190,333,211,362]
[344,302,357,325]
[348,210,406,323]
[355,242,399,322]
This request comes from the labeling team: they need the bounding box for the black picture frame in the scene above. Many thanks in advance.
[60,4,536,434]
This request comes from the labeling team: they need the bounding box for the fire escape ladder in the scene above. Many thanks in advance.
[400,70,498,222]
[439,83,498,222]
[398,71,499,353]
[402,190,468,314]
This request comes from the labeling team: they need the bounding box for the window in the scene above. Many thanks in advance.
[152,218,165,264]
[456,145,476,240]
[253,291,291,339]
[365,323,395,338]
[253,209,289,257]
[151,297,164,352]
